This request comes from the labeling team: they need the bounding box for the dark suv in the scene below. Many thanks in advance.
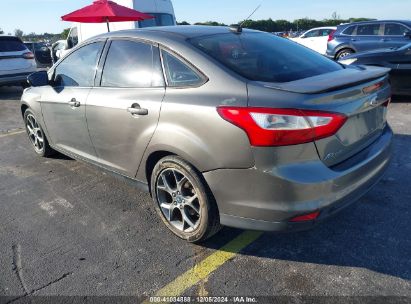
[327,20,411,59]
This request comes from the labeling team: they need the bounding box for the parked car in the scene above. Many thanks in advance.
[56,0,177,60]
[327,20,411,60]
[339,43,411,96]
[51,40,68,64]
[0,36,37,87]
[291,27,336,54]
[24,42,52,68]
[21,26,392,242]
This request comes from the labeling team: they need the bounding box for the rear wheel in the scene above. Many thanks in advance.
[151,156,221,243]
[336,48,354,60]
[24,109,54,157]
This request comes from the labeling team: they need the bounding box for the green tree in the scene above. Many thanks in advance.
[177,21,190,25]
[14,29,23,38]
[0,28,4,34]
[195,21,226,26]
[61,28,70,39]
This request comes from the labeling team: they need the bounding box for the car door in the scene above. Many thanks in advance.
[391,46,411,94]
[41,41,105,160]
[86,39,165,177]
[352,23,383,52]
[381,23,411,49]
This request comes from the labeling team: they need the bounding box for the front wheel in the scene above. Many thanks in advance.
[24,109,54,157]
[151,156,221,243]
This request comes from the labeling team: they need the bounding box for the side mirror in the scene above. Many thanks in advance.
[404,31,411,39]
[300,35,306,39]
[27,71,49,87]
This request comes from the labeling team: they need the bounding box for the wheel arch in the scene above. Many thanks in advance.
[21,103,30,117]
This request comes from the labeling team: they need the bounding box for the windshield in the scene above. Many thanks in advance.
[190,32,343,83]
[138,13,175,28]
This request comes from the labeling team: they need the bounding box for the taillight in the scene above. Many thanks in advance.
[23,52,34,59]
[289,211,320,222]
[328,30,336,42]
[363,81,384,94]
[217,107,347,147]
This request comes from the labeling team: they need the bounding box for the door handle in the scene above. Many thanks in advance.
[68,98,80,108]
[127,103,148,116]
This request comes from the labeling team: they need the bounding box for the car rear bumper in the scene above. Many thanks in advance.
[0,72,34,85]
[204,125,393,232]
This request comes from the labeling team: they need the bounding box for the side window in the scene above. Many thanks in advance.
[161,50,204,87]
[319,29,333,36]
[101,40,164,88]
[67,27,79,49]
[384,23,409,36]
[304,30,319,38]
[356,24,381,36]
[53,42,103,87]
[343,26,356,35]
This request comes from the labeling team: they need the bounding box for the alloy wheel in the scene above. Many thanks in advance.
[155,168,201,233]
[26,114,44,153]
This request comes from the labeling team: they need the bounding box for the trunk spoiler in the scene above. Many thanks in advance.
[259,66,391,94]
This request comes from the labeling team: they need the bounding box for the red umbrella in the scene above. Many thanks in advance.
[61,0,154,32]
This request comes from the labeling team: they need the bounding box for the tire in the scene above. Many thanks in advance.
[151,155,222,243]
[23,109,54,157]
[336,48,354,60]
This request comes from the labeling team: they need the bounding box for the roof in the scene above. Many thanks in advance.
[305,26,337,31]
[338,20,411,27]
[95,25,257,42]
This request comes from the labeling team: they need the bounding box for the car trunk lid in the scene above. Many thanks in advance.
[247,66,391,167]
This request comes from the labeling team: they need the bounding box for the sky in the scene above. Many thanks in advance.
[0,0,410,35]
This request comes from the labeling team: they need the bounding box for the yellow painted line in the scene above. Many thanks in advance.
[148,231,263,299]
[0,130,25,138]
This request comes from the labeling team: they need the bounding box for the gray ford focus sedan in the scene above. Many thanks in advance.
[21,26,392,242]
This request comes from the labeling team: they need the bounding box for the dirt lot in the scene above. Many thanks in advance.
[0,86,410,303]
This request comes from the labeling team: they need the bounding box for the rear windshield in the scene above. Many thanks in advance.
[189,32,343,83]
[0,37,26,52]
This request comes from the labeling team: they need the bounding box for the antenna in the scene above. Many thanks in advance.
[240,4,262,28]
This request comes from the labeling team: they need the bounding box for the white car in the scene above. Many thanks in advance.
[0,36,37,87]
[291,27,337,54]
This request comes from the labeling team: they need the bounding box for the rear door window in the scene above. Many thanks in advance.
[53,42,104,87]
[101,40,164,88]
[356,24,381,36]
[319,29,333,36]
[162,50,204,87]
[342,26,356,35]
[304,30,320,38]
[190,32,342,83]
[0,37,26,52]
[384,23,409,36]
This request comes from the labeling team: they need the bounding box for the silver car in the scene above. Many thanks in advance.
[21,26,393,242]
